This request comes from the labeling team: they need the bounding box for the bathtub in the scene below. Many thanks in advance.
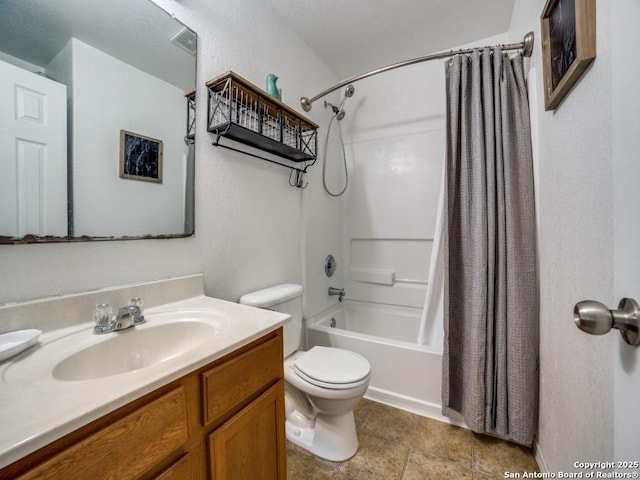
[306,300,454,422]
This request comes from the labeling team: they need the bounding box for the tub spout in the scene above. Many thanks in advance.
[328,287,345,302]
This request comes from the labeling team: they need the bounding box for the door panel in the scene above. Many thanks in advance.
[208,381,286,480]
[0,59,67,237]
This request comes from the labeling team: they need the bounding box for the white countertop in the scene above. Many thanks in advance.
[0,295,289,468]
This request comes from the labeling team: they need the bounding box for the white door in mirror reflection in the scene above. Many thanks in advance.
[0,60,67,237]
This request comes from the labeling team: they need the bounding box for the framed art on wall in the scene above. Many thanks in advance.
[540,0,596,111]
[119,130,163,183]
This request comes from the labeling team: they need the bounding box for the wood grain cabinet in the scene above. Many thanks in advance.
[0,328,286,480]
[208,382,285,480]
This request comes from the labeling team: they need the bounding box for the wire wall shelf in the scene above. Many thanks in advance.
[185,90,196,144]
[207,72,318,183]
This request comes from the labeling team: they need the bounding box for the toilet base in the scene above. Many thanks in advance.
[285,411,358,462]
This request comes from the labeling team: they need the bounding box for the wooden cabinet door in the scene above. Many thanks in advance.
[153,453,199,480]
[208,381,286,480]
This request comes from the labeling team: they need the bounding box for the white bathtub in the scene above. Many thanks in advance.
[306,300,453,422]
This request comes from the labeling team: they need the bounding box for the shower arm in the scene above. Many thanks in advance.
[300,31,534,112]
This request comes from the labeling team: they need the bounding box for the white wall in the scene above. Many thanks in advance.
[509,0,615,472]
[70,39,185,237]
[48,38,186,237]
[0,0,337,308]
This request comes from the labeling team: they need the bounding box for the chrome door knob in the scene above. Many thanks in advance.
[574,298,640,346]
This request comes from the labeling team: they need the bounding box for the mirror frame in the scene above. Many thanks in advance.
[0,0,197,245]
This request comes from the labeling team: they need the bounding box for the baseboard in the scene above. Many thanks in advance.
[364,386,466,427]
[533,439,549,473]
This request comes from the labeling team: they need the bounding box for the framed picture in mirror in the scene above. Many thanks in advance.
[541,0,596,111]
[119,130,163,183]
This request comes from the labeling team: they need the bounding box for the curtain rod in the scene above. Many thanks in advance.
[300,31,534,112]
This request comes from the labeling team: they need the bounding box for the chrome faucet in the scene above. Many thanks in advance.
[94,298,145,334]
[328,287,345,302]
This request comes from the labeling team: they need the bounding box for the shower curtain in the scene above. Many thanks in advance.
[442,48,538,446]
[417,166,444,346]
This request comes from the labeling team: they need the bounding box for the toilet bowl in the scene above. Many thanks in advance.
[284,347,370,460]
[239,284,371,461]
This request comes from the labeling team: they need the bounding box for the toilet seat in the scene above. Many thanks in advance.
[294,346,370,389]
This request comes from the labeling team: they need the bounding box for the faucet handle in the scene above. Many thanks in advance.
[130,297,144,308]
[93,303,114,334]
[93,303,113,326]
[130,297,143,309]
[129,298,145,325]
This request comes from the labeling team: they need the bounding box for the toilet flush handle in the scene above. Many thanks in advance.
[573,298,640,346]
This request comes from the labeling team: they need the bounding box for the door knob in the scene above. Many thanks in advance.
[573,298,640,346]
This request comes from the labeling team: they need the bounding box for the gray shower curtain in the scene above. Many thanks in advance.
[442,48,538,446]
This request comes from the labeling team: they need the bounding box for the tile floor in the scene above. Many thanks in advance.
[287,399,539,480]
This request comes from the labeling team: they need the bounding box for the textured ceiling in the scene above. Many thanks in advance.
[262,0,516,79]
[1,0,515,91]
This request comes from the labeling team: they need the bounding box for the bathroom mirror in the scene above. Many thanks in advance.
[0,0,196,243]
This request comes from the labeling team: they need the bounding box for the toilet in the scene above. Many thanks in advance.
[239,284,371,462]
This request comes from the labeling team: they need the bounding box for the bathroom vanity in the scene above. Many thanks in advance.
[0,275,289,480]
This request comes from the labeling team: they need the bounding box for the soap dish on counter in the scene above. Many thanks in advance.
[0,329,42,362]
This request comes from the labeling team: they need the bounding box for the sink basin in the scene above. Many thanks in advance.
[52,316,222,382]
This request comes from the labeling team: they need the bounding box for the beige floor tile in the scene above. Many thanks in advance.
[473,433,539,478]
[474,473,499,480]
[286,440,340,471]
[403,449,474,480]
[358,400,418,446]
[338,431,409,480]
[287,448,340,480]
[354,397,379,427]
[412,416,473,466]
[286,400,539,480]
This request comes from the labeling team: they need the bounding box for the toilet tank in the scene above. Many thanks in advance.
[239,284,303,358]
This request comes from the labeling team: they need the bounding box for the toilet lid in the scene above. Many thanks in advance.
[294,346,370,388]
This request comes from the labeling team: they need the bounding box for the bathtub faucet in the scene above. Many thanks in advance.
[328,287,345,302]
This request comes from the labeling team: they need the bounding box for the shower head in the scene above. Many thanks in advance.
[324,101,346,121]
[324,85,355,121]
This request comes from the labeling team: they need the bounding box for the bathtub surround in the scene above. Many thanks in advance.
[443,49,537,445]
[304,33,511,420]
[307,302,446,421]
